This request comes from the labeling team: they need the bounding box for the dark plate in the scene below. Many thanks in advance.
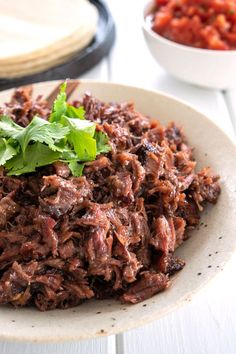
[0,0,115,91]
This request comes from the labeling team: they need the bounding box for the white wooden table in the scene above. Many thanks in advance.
[1,1,236,353]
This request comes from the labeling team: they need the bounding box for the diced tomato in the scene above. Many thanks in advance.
[155,0,169,6]
[150,0,236,49]
[214,14,231,32]
[153,12,172,30]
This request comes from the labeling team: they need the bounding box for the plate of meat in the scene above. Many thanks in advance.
[0,80,235,342]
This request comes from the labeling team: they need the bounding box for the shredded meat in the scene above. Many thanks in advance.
[121,272,169,304]
[0,87,220,311]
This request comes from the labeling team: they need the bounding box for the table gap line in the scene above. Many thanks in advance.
[115,333,125,354]
[223,91,236,137]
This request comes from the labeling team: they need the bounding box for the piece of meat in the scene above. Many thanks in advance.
[145,151,164,177]
[39,175,92,218]
[122,252,142,283]
[0,195,19,228]
[150,216,176,254]
[108,171,134,202]
[177,199,200,226]
[58,240,76,260]
[157,254,185,275]
[0,261,38,304]
[103,122,133,151]
[75,203,111,231]
[85,228,109,262]
[121,271,169,304]
[191,168,221,208]
[84,155,111,173]
[53,162,70,178]
[165,122,185,149]
[173,217,186,248]
[0,87,49,127]
[63,281,94,300]
[37,214,58,257]
[116,152,145,193]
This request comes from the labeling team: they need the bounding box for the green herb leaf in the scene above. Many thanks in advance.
[68,130,97,161]
[63,117,97,161]
[0,116,23,138]
[94,131,111,154]
[63,117,96,136]
[0,138,17,165]
[68,161,84,176]
[60,146,77,161]
[6,142,61,175]
[49,82,67,123]
[66,104,85,119]
[14,116,69,153]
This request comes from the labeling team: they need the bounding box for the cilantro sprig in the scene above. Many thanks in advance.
[0,82,111,176]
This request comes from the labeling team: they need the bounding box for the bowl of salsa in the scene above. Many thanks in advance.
[142,0,236,89]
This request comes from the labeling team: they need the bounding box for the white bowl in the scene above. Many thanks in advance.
[0,80,236,342]
[142,1,236,90]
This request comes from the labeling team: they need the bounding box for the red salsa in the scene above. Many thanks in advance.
[150,0,236,50]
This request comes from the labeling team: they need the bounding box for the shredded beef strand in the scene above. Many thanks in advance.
[0,88,220,310]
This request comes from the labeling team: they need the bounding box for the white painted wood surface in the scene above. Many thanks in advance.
[0,336,116,354]
[0,0,236,353]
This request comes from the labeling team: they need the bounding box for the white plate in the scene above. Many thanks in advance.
[0,80,235,342]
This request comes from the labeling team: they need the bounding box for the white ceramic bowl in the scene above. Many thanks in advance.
[142,1,236,90]
[0,80,236,343]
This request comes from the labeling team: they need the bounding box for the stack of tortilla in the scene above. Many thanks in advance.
[0,0,98,78]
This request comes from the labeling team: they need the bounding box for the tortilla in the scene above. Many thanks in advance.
[0,0,98,77]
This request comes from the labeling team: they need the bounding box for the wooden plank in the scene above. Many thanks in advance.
[0,337,115,354]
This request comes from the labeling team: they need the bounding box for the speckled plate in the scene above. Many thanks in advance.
[0,80,236,343]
